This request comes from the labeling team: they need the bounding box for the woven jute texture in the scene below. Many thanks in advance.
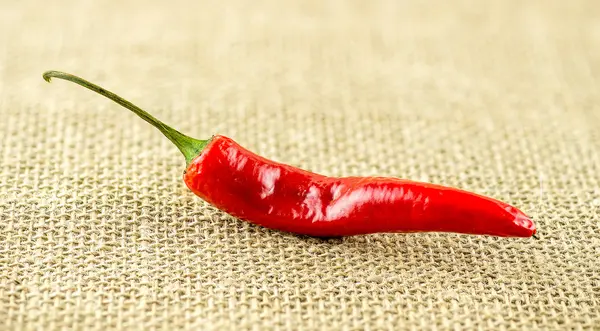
[1,0,599,330]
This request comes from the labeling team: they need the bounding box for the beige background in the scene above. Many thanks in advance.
[1,0,599,330]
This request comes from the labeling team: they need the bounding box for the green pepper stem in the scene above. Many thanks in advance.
[42,70,208,165]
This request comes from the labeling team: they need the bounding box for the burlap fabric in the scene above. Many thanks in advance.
[1,1,598,330]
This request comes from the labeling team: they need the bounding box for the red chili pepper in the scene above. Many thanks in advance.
[43,71,537,238]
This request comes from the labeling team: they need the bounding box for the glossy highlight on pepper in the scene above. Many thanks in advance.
[42,70,537,238]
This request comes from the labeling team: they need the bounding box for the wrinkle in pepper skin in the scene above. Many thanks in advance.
[184,135,536,237]
[257,165,281,199]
